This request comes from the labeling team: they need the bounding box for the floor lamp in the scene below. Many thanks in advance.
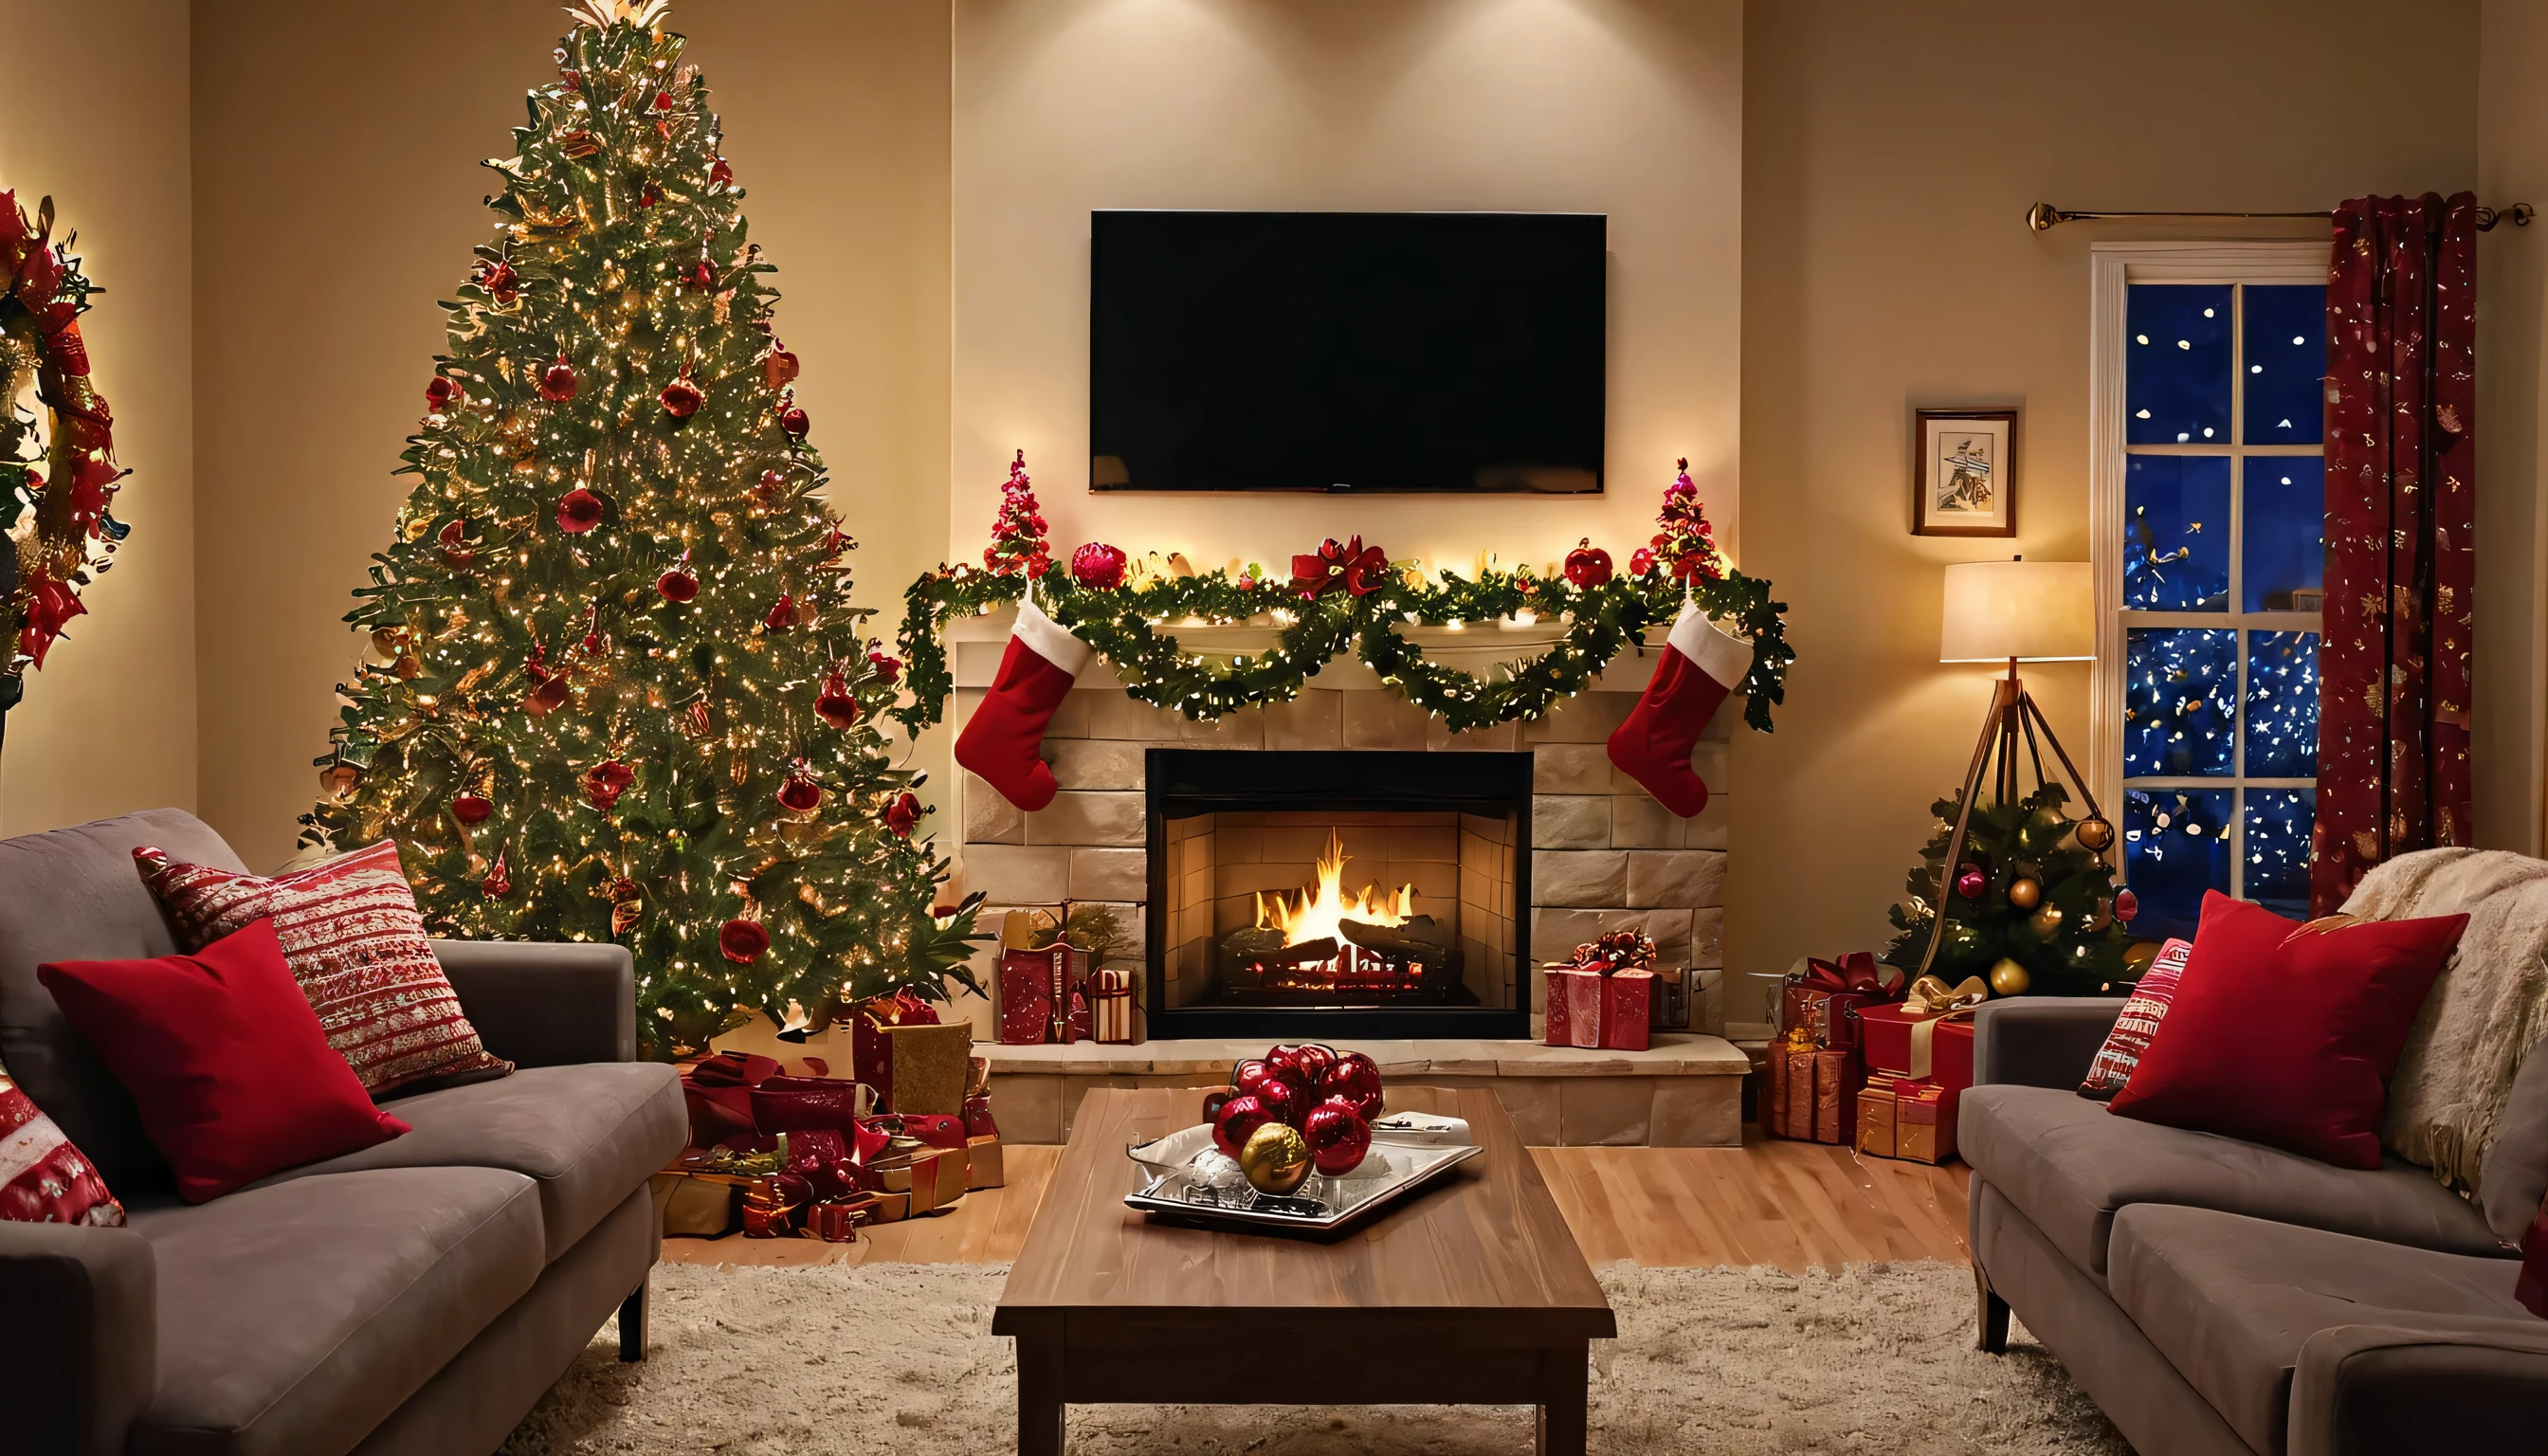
[1916,559,2109,978]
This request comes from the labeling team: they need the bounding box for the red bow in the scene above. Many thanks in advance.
[1799,951,1905,1001]
[1291,536,1389,599]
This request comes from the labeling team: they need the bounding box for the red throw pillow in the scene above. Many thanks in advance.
[135,841,510,1097]
[0,1062,123,1227]
[38,919,410,1202]
[2107,892,2466,1168]
[2078,937,2193,1101]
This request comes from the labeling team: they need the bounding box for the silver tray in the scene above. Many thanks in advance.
[1122,1123,1483,1233]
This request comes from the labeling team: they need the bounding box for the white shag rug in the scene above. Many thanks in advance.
[502,1260,2126,1455]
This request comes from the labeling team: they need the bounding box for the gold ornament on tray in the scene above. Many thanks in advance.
[1239,1122,1312,1195]
[1988,956,2030,996]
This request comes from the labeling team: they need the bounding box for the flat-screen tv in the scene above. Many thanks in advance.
[1089,210,1606,494]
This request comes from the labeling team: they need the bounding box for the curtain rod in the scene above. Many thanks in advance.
[2026,201,2535,234]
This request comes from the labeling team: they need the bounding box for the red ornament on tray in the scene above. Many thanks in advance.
[537,355,578,402]
[1249,1075,1300,1129]
[1212,1093,1278,1160]
[1563,537,1613,588]
[1303,1097,1373,1175]
[1319,1052,1384,1120]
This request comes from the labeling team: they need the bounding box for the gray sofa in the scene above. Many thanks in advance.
[1965,996,2548,1456]
[0,810,688,1456]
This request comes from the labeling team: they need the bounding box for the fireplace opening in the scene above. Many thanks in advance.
[1145,749,1533,1040]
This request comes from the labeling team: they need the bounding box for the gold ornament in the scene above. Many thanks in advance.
[2075,816,2115,853]
[1988,956,2030,996]
[2122,939,2163,976]
[2006,877,2043,911]
[1239,1122,1311,1194]
[2086,896,2114,932]
[2029,903,2064,939]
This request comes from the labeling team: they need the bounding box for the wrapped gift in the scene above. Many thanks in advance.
[963,1057,998,1138]
[1780,952,1905,1050]
[1857,1072,1902,1157]
[895,1113,970,1153]
[1762,1036,1789,1137]
[1604,970,1653,1052]
[1854,974,1985,1094]
[995,911,1091,1046]
[880,1021,973,1116]
[1896,1080,1957,1164]
[1543,931,1659,1050]
[1811,1046,1861,1145]
[741,1171,813,1238]
[1091,966,1139,1044]
[648,1168,748,1237]
[873,1143,969,1215]
[1781,1038,1814,1139]
[966,1132,1006,1190]
[803,1194,876,1243]
[849,989,940,1105]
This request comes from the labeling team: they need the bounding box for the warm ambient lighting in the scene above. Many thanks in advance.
[1939,558,2093,664]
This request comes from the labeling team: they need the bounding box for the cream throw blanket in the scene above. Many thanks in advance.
[2343,847,2548,1195]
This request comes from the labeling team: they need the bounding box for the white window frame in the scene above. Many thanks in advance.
[2088,241,2325,901]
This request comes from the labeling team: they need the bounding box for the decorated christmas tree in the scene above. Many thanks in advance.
[1881,782,2136,996]
[308,0,974,1058]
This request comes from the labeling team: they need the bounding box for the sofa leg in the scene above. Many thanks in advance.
[1975,1265,2010,1355]
[618,1277,648,1362]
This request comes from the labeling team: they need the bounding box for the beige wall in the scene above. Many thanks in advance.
[1732,0,2476,1018]
[949,0,1743,577]
[0,0,194,836]
[190,0,951,869]
[2477,0,2548,857]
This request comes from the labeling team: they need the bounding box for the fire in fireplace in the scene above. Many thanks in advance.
[1145,749,1533,1040]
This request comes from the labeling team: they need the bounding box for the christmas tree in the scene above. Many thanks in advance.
[1881,782,2134,996]
[309,0,974,1058]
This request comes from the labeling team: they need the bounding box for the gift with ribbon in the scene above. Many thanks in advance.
[1779,951,1906,1050]
[1854,974,1988,1161]
[1091,965,1138,1043]
[1542,931,1660,1050]
[848,987,940,1107]
[803,1194,876,1243]
[1894,1080,1957,1164]
[995,910,1091,1046]
[962,1057,998,1138]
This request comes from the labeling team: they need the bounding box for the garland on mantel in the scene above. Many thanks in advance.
[893,456,1793,736]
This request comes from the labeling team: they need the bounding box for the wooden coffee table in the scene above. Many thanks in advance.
[993,1085,1615,1455]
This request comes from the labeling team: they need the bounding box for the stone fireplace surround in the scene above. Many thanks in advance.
[943,607,1745,1146]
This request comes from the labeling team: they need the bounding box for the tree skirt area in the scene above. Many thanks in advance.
[502,1260,2127,1455]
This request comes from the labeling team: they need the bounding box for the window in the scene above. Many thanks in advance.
[2090,244,2326,940]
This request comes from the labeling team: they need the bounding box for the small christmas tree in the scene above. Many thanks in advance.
[309,0,974,1057]
[1882,782,2132,995]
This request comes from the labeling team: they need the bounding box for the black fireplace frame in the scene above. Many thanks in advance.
[1143,748,1533,1040]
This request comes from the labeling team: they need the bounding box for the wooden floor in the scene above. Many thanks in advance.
[662,1131,1971,1272]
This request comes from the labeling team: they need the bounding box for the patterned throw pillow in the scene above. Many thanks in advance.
[2078,937,2193,1101]
[134,841,512,1098]
[0,1059,123,1226]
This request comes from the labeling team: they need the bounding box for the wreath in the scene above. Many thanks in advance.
[894,459,1793,736]
[0,191,127,715]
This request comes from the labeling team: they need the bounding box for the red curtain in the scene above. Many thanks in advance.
[2312,193,2478,915]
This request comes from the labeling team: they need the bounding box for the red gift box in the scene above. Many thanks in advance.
[1091,966,1138,1044]
[1855,1002,1976,1093]
[1780,953,1905,1050]
[996,943,1090,1045]
[1544,965,1651,1050]
[1603,969,1652,1051]
[1895,1079,1958,1163]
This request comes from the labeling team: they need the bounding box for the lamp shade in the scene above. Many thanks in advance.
[1939,560,2092,663]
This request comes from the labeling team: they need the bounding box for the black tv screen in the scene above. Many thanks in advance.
[1089,210,1606,494]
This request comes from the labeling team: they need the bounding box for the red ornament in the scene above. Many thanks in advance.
[584,759,634,811]
[473,257,519,303]
[765,348,800,390]
[816,671,861,729]
[1319,1054,1384,1120]
[1211,1094,1277,1160]
[1265,1044,1313,1085]
[1955,863,1987,900]
[2116,888,2139,923]
[438,519,475,567]
[537,355,577,402]
[1201,1088,1235,1123]
[1629,546,1657,575]
[719,918,769,965]
[657,553,700,603]
[425,376,457,412]
[1563,537,1613,589]
[687,259,716,291]
[652,89,674,111]
[885,792,920,838]
[779,404,810,438]
[482,852,512,899]
[639,183,661,209]
[755,469,788,505]
[555,487,605,534]
[1290,1043,1338,1090]
[559,68,582,92]
[522,673,572,718]
[1232,1058,1278,1101]
[709,157,734,188]
[777,764,824,815]
[1249,1075,1300,1129]
[660,376,704,418]
[1302,1098,1372,1176]
[451,793,492,826]
[866,650,901,684]
[764,593,797,631]
[1070,541,1128,591]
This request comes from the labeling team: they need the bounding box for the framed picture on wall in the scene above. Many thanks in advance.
[1911,410,2019,537]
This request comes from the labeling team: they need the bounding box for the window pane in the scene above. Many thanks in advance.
[2127,284,2233,445]
[2242,284,2328,445]
[2243,789,2316,921]
[2241,456,2326,612]
[2123,788,2233,941]
[2125,456,2232,610]
[2126,628,2237,777]
[2244,630,2320,778]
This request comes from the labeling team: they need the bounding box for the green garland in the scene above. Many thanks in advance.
[895,555,1793,736]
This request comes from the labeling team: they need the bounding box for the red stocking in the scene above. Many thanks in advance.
[955,598,1094,811]
[1607,603,1749,818]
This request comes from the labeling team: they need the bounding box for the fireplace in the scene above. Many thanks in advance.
[1144,749,1533,1039]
